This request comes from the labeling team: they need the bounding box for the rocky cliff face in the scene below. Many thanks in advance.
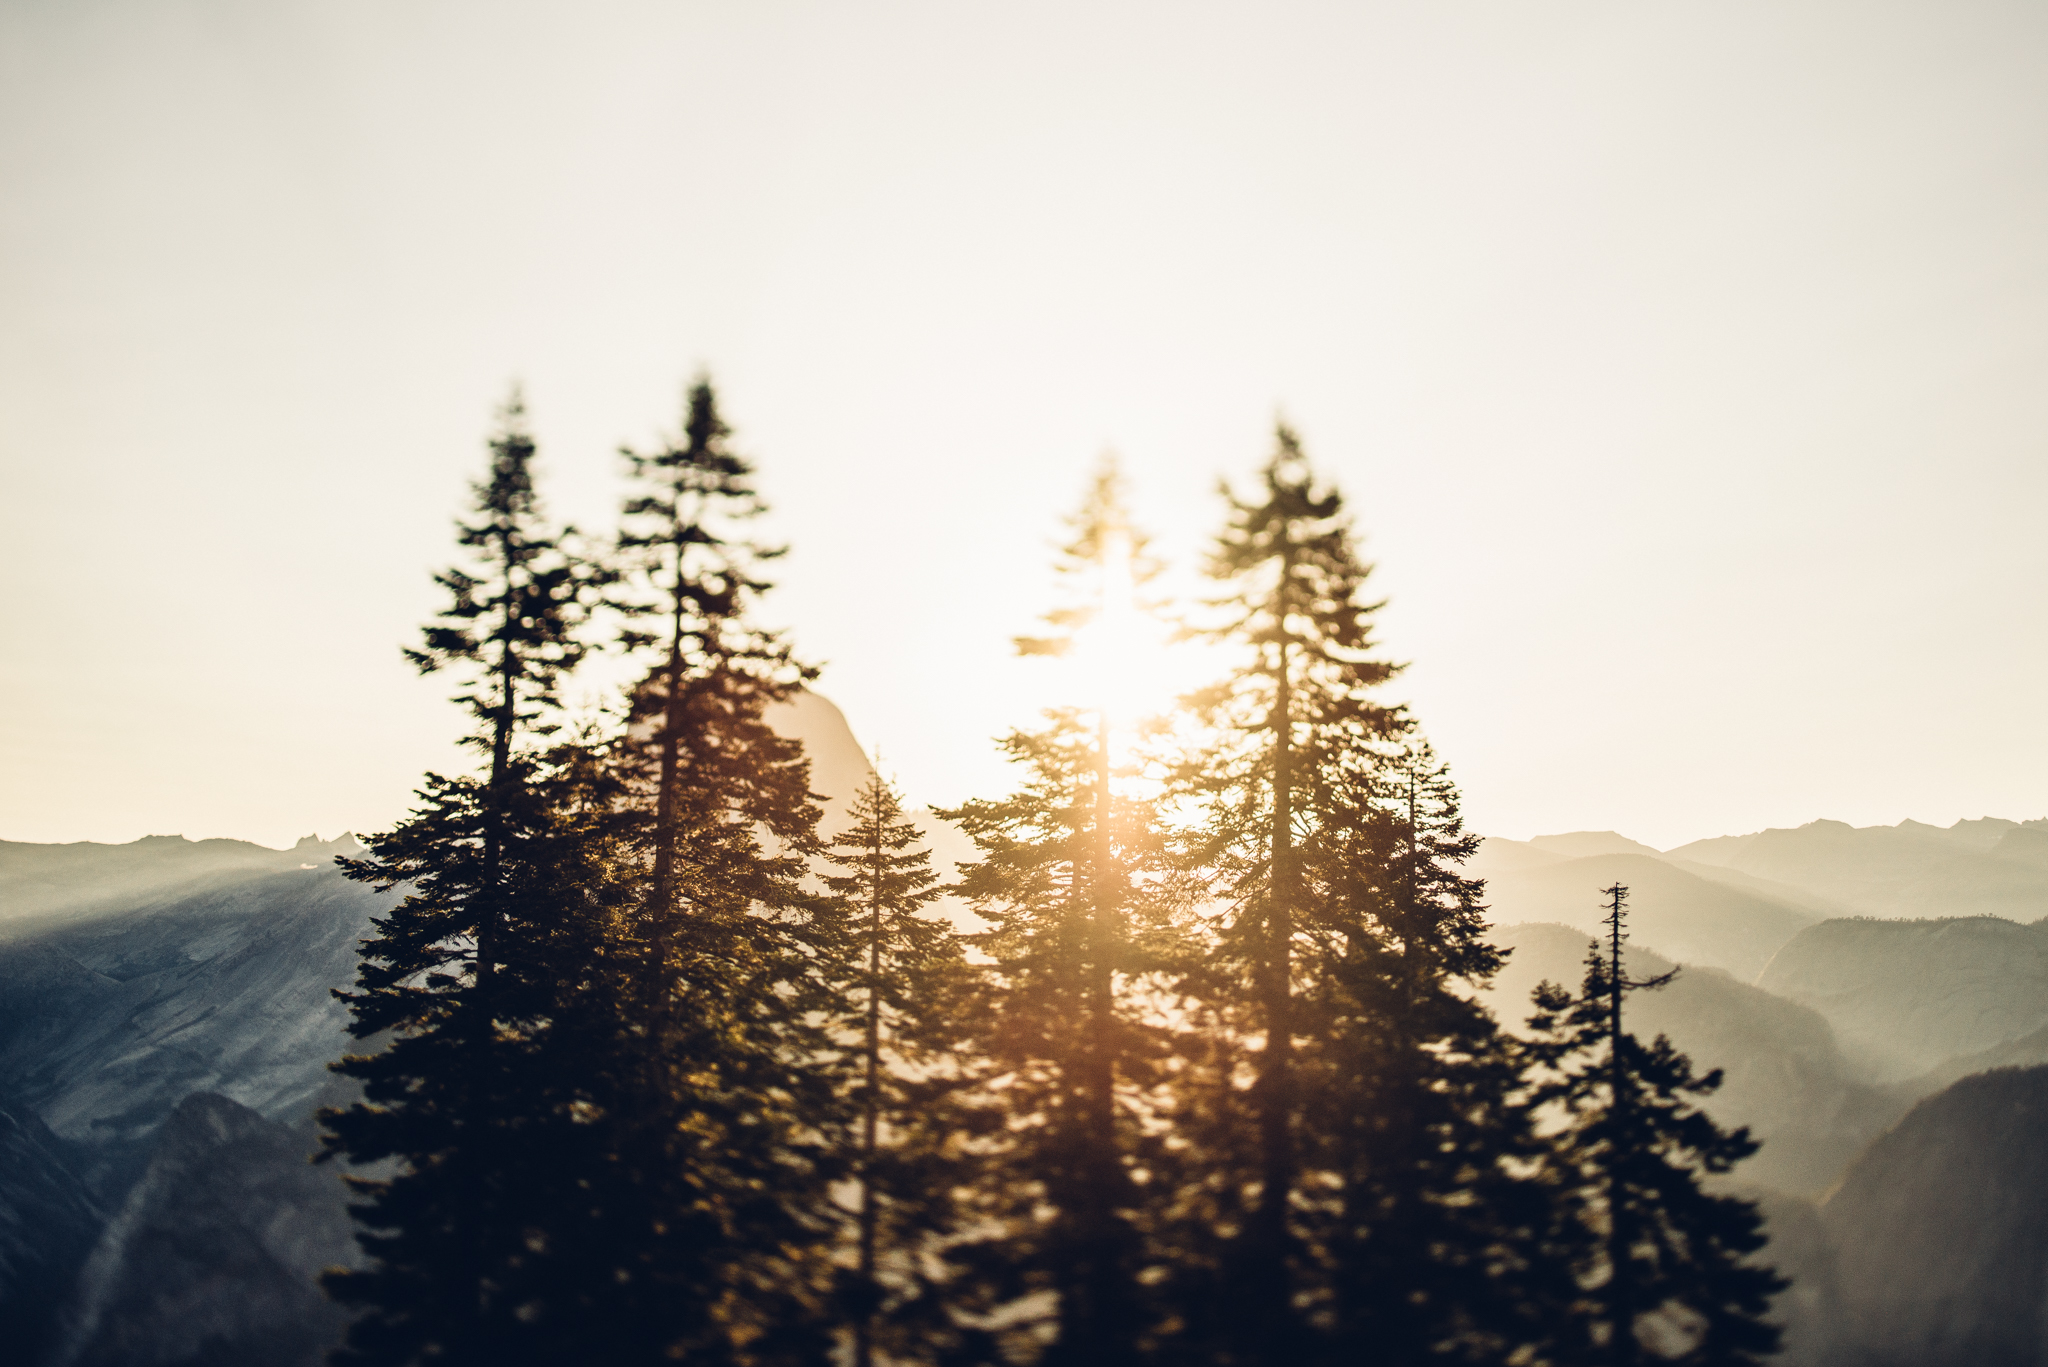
[0,1102,103,1360]
[0,843,384,1363]
[1809,1066,2048,1367]
[47,1093,357,1367]
[0,861,385,1187]
[1757,915,2048,1080]
[0,695,881,1363]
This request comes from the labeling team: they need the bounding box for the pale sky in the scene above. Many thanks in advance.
[4,0,2046,852]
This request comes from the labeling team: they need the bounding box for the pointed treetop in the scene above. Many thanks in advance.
[617,374,764,527]
[1211,420,1349,577]
[405,385,596,729]
[1016,452,1163,659]
[462,384,542,541]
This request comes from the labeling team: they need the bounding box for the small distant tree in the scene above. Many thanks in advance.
[320,389,609,1365]
[1528,884,1785,1367]
[818,770,970,1367]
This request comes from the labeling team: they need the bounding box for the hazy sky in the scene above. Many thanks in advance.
[5,0,2046,852]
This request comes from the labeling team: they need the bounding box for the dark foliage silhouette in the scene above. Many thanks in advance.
[318,390,614,1365]
[1526,885,1784,1367]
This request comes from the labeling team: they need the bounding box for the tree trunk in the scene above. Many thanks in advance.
[1247,555,1297,1352]
[856,816,883,1367]
[1609,900,1635,1367]
[1069,705,1127,1363]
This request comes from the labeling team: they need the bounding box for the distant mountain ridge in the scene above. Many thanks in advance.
[1477,815,2048,985]
[0,833,363,929]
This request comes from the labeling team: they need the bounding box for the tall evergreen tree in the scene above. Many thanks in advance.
[319,390,608,1365]
[939,463,1186,1364]
[941,716,1186,1365]
[1163,425,1556,1364]
[818,771,969,1367]
[1165,424,1402,1361]
[1015,458,1169,1366]
[1526,886,1785,1367]
[579,375,840,1363]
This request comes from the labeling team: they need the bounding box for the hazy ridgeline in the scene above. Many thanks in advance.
[3,387,2046,1367]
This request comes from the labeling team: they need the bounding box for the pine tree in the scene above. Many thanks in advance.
[1163,425,1556,1364]
[1289,741,1570,1365]
[938,461,1187,1364]
[1527,885,1785,1367]
[576,375,841,1362]
[319,390,608,1365]
[941,716,1185,1364]
[1163,424,1402,1361]
[818,770,970,1367]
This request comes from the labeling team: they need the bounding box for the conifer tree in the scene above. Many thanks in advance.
[578,375,840,1362]
[1526,885,1784,1367]
[818,770,968,1367]
[941,717,1185,1364]
[320,390,608,1365]
[938,462,1186,1364]
[1164,424,1402,1360]
[1289,741,1569,1364]
[1164,426,1555,1364]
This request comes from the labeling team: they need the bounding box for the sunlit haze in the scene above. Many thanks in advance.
[5,1,2046,851]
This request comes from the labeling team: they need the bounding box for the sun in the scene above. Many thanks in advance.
[1066,526,1180,747]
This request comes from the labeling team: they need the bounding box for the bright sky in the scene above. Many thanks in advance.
[4,1,2046,852]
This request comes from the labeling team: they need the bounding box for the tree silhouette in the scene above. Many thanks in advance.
[1158,427,1571,1365]
[818,770,971,1367]
[1288,741,1571,1364]
[1527,884,1785,1367]
[578,375,840,1363]
[938,461,1189,1364]
[315,388,1796,1367]
[940,714,1188,1364]
[1165,424,1405,1360]
[319,390,609,1365]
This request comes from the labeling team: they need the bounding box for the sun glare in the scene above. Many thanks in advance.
[1067,527,1181,759]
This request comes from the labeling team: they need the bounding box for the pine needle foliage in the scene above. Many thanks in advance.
[939,714,1189,1366]
[316,389,1794,1367]
[1014,454,1163,661]
[1286,742,1570,1366]
[1162,424,1405,1361]
[937,464,1190,1366]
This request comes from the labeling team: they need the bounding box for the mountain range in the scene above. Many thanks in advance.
[2,698,2045,1364]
